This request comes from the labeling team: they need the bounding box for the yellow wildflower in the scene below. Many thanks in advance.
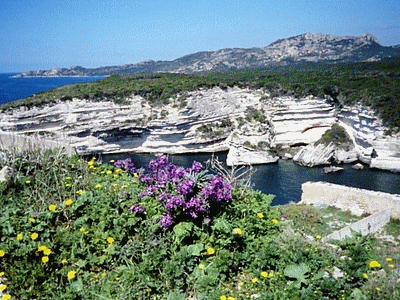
[252,277,258,283]
[2,294,11,300]
[48,204,56,211]
[67,270,76,280]
[115,169,122,173]
[257,212,264,219]
[261,271,268,278]
[227,297,235,300]
[87,161,94,167]
[198,263,205,270]
[272,218,278,224]
[42,256,49,263]
[386,257,393,262]
[233,228,242,235]
[79,227,88,235]
[268,272,274,278]
[31,232,38,240]
[101,272,107,277]
[115,277,120,281]
[43,248,52,255]
[0,272,4,276]
[106,170,113,175]
[100,171,105,174]
[316,235,322,240]
[65,183,72,187]
[65,176,71,180]
[369,260,381,268]
[29,217,35,223]
[0,250,5,257]
[121,184,128,189]
[0,284,6,292]
[389,264,395,269]
[64,199,73,206]
[16,233,23,241]
[110,159,115,163]
[25,180,31,184]
[61,259,68,264]
[95,184,102,189]
[362,273,368,279]
[38,245,47,252]
[220,296,227,300]
[207,247,215,255]
[107,237,115,244]
[76,190,83,195]
[376,287,381,292]
[133,173,138,178]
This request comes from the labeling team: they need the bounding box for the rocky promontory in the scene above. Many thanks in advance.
[1,86,399,171]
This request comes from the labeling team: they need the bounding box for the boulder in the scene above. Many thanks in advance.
[352,163,364,170]
[0,166,12,182]
[227,145,279,166]
[293,142,336,167]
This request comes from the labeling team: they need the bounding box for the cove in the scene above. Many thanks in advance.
[100,151,400,206]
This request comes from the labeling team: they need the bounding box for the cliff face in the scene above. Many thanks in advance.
[1,87,399,171]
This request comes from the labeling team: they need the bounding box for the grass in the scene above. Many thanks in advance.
[0,148,399,299]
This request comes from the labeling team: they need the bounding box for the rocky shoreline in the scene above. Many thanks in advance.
[0,86,399,171]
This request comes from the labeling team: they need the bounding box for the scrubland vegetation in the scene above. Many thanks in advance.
[0,149,399,299]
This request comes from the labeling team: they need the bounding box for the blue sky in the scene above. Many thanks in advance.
[1,0,399,72]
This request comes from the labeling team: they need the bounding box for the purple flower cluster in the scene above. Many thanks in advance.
[129,155,232,229]
[130,203,146,214]
[114,158,138,174]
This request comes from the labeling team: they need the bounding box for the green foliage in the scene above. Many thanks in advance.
[316,123,353,148]
[0,149,399,299]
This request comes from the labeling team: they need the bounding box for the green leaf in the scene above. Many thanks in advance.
[211,219,232,234]
[71,279,83,292]
[173,222,194,244]
[284,263,310,288]
[187,243,203,256]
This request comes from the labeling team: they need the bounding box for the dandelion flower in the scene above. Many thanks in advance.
[48,204,56,211]
[272,218,278,224]
[252,277,258,283]
[386,257,393,262]
[261,271,268,278]
[233,228,242,235]
[29,217,35,223]
[61,259,68,264]
[369,260,381,268]
[67,270,76,280]
[31,232,38,240]
[207,247,215,255]
[0,284,6,292]
[362,273,368,279]
[257,212,264,219]
[16,233,23,241]
[2,294,11,300]
[389,264,395,269]
[198,263,205,270]
[64,199,73,206]
[42,256,49,263]
[95,184,102,189]
[107,237,115,244]
[106,170,113,175]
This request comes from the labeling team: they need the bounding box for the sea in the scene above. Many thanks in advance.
[1,72,400,205]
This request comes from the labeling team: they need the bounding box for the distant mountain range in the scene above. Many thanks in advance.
[15,33,400,77]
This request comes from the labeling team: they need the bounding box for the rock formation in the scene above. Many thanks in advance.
[1,86,399,171]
